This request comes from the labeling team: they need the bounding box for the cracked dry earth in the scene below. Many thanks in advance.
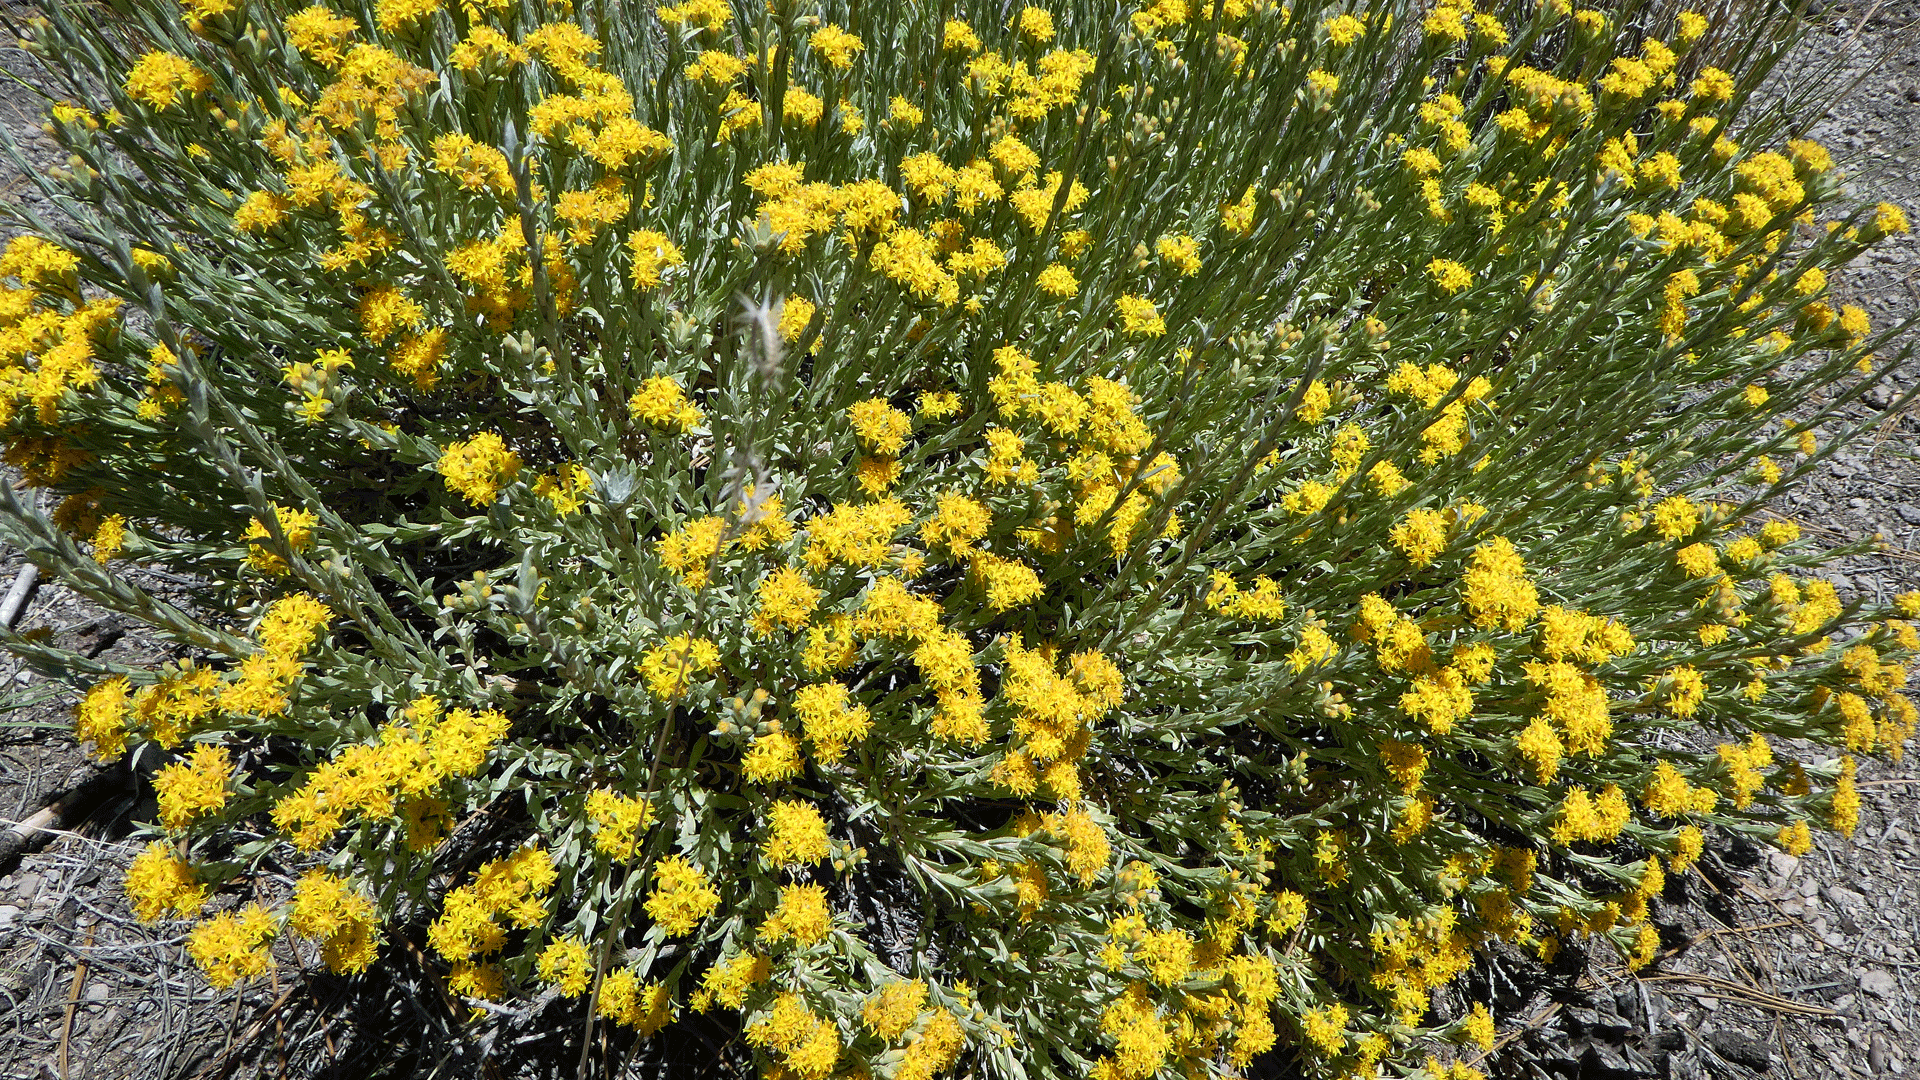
[1,4,1919,1080]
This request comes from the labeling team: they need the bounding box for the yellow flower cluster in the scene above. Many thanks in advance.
[437,432,522,506]
[746,992,842,1079]
[599,968,673,1032]
[640,633,721,698]
[762,799,831,866]
[645,855,721,935]
[124,51,212,110]
[1550,785,1632,845]
[992,637,1124,802]
[1205,572,1287,621]
[535,936,592,996]
[152,744,231,831]
[243,504,319,576]
[759,883,832,945]
[694,952,772,1012]
[427,847,556,961]
[124,841,209,922]
[585,788,655,860]
[186,904,277,988]
[287,869,379,973]
[790,682,873,762]
[271,701,508,850]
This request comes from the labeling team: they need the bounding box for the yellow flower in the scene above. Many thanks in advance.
[1870,202,1910,237]
[791,682,873,762]
[124,52,212,110]
[124,841,208,922]
[944,18,982,51]
[888,96,924,126]
[256,593,332,658]
[234,191,291,233]
[428,850,554,964]
[809,24,864,68]
[645,855,720,935]
[532,462,593,515]
[848,398,912,456]
[697,952,771,1010]
[627,229,685,288]
[971,551,1043,610]
[658,0,731,31]
[429,133,514,198]
[628,374,705,432]
[1302,1002,1349,1054]
[285,6,359,66]
[1017,6,1056,41]
[862,979,928,1037]
[1389,508,1449,567]
[763,799,831,865]
[802,499,912,568]
[288,869,379,973]
[388,327,449,389]
[536,936,593,996]
[153,744,232,831]
[1514,717,1563,783]
[188,904,278,988]
[1675,542,1719,578]
[437,432,521,506]
[1691,66,1735,101]
[1036,263,1080,297]
[656,515,730,588]
[374,0,441,31]
[356,285,423,345]
[746,992,842,1076]
[75,675,133,759]
[640,634,721,698]
[684,48,748,84]
[752,566,821,635]
[760,882,833,945]
[598,968,674,1032]
[1657,665,1707,718]
[1650,495,1698,540]
[1114,294,1166,337]
[742,727,804,783]
[1155,233,1201,276]
[1831,756,1860,835]
[1778,819,1813,855]
[777,295,816,342]
[586,789,656,860]
[1324,14,1365,44]
[783,88,825,126]
[1460,1003,1495,1051]
[1427,258,1473,294]
[1461,537,1540,631]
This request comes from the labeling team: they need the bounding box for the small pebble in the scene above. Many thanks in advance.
[1860,969,1898,999]
[1772,852,1802,882]
[8,873,40,904]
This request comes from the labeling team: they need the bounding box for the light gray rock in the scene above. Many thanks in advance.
[1862,969,1900,999]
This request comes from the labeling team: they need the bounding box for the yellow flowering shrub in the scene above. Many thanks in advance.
[1,0,1914,1074]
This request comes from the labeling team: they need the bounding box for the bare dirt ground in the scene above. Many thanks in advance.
[0,4,1917,1079]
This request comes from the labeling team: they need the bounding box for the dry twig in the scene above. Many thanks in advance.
[56,924,94,1080]
[1634,972,1838,1018]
